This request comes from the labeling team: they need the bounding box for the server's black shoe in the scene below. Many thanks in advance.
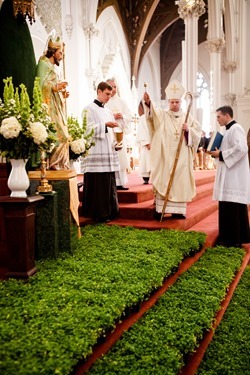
[117,185,129,190]
[171,213,186,219]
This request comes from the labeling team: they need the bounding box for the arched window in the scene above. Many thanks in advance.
[197,72,210,135]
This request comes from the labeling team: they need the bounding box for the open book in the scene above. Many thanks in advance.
[207,131,223,152]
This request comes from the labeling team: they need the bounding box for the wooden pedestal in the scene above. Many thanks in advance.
[0,195,44,278]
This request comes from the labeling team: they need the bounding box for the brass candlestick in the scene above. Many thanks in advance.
[37,150,53,193]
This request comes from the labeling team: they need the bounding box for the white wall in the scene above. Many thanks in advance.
[95,6,134,112]
[137,39,161,108]
[27,0,250,134]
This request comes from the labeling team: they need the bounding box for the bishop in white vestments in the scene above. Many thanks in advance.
[143,80,201,220]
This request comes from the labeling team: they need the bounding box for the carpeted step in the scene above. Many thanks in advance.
[118,193,216,218]
[117,185,154,203]
[107,195,218,231]
[116,180,214,205]
[78,170,218,233]
[194,170,215,186]
[117,171,215,204]
[193,181,214,201]
[77,171,215,205]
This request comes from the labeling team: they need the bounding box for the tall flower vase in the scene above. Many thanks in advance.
[7,159,30,197]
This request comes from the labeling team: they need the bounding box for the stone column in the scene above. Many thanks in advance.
[65,0,73,39]
[223,61,237,107]
[205,0,225,129]
[206,39,225,128]
[83,23,99,94]
[177,0,206,116]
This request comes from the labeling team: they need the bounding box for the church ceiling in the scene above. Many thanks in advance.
[35,0,62,36]
[97,0,208,87]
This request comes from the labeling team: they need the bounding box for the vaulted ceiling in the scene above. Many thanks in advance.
[97,0,208,90]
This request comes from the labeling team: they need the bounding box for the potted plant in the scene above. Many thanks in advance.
[0,77,56,197]
[68,110,95,167]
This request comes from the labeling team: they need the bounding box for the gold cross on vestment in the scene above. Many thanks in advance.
[170,84,180,94]
[174,131,179,139]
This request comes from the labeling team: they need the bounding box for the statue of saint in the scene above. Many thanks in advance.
[36,33,70,170]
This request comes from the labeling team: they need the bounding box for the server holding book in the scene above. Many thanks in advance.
[206,130,223,152]
[208,105,250,247]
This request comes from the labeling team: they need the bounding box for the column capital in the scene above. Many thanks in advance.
[176,0,206,19]
[65,15,73,39]
[205,38,225,53]
[82,23,99,38]
[223,61,238,73]
[225,93,236,107]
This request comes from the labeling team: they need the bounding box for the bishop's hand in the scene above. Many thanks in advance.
[143,92,150,106]
[106,121,119,128]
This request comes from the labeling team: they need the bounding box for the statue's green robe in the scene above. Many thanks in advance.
[36,56,69,170]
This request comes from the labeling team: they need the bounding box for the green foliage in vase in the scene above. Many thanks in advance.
[68,110,95,161]
[0,77,56,160]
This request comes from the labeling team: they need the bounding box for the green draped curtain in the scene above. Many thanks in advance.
[0,0,36,100]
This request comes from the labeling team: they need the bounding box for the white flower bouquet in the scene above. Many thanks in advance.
[68,111,95,161]
[0,77,56,160]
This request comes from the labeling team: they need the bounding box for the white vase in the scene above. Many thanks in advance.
[8,159,30,197]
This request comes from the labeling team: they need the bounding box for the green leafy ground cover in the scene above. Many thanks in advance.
[198,265,250,375]
[88,246,245,375]
[0,225,205,375]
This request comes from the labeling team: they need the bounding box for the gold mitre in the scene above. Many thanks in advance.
[165,79,185,100]
[48,37,63,50]
[44,30,63,53]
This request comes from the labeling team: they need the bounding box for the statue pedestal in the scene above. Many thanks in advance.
[35,191,59,259]
[29,170,79,258]
[0,195,44,279]
[0,162,10,279]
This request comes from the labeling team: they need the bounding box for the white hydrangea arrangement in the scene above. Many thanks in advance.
[68,110,95,161]
[0,77,56,160]
[70,138,86,155]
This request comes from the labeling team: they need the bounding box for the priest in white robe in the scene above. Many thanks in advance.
[143,80,201,220]
[135,101,151,184]
[81,82,120,223]
[209,105,250,247]
[106,78,132,190]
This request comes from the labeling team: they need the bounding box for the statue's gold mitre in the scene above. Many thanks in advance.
[48,37,63,50]
[165,79,185,100]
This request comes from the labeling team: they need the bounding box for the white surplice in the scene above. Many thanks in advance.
[213,123,250,204]
[105,94,132,186]
[135,114,151,178]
